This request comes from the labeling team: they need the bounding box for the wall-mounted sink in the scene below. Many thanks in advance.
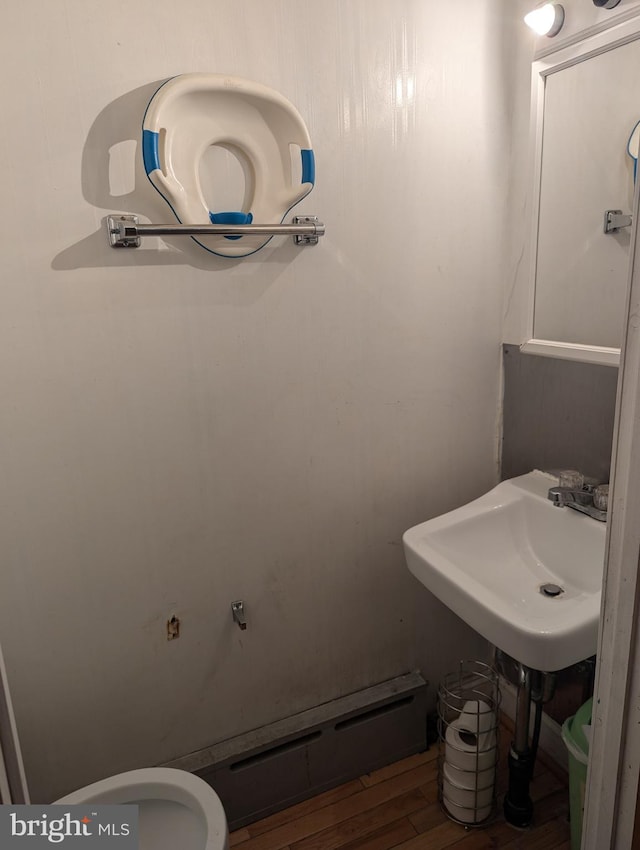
[403,471,606,672]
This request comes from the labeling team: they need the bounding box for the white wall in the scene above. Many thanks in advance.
[0,0,511,802]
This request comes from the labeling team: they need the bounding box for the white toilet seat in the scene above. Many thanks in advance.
[142,73,315,258]
[54,767,228,850]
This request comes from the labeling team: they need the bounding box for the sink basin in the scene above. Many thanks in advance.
[402,471,606,672]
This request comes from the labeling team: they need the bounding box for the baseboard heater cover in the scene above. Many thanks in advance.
[164,671,428,830]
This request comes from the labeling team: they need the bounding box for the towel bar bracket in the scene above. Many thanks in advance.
[292,216,322,245]
[108,215,142,248]
[106,214,325,249]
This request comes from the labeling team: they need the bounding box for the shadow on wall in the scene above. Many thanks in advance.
[51,80,302,277]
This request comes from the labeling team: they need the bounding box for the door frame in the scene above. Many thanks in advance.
[582,133,640,849]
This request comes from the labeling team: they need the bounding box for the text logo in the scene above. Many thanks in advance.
[0,806,138,848]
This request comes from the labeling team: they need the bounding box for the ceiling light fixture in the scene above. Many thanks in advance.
[592,0,621,7]
[524,3,565,37]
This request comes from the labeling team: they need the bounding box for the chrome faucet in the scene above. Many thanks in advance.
[547,483,608,522]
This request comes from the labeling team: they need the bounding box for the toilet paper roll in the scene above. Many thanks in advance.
[445,759,495,792]
[457,700,496,736]
[442,763,493,824]
[445,719,497,774]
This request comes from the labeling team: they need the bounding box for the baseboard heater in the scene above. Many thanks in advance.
[164,671,428,830]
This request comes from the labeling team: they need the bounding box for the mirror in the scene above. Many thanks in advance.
[523,20,640,366]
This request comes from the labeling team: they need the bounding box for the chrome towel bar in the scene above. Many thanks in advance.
[107,214,325,248]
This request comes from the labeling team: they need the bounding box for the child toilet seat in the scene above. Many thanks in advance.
[142,73,315,258]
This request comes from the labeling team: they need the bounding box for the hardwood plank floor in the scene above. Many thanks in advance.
[229,730,571,850]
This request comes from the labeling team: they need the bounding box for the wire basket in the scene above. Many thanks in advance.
[437,660,501,826]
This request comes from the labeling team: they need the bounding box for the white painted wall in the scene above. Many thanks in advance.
[0,0,511,802]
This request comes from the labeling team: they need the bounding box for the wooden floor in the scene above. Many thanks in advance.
[228,730,571,850]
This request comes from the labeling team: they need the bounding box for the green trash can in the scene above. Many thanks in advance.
[561,697,593,850]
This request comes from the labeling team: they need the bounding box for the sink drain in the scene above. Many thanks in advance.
[540,583,564,598]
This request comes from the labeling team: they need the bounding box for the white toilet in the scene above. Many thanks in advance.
[54,767,229,850]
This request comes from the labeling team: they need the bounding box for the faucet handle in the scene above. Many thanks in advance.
[558,469,585,490]
[593,484,609,511]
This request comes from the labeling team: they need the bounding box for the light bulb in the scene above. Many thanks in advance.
[524,3,565,37]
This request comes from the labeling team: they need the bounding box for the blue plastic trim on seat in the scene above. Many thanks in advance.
[142,130,161,175]
[301,149,315,185]
[209,211,254,240]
